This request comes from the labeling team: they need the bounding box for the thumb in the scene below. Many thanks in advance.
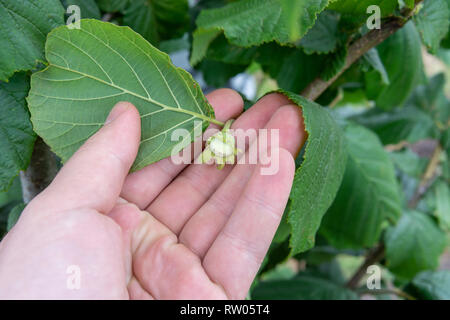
[34,102,141,214]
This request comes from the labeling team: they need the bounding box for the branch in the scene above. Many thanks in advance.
[20,138,58,203]
[301,4,421,101]
[346,243,385,289]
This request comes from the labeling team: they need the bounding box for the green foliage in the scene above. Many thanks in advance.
[96,0,127,12]
[0,0,449,300]
[320,124,402,249]
[122,0,189,45]
[190,0,331,65]
[62,0,101,19]
[0,177,23,238]
[28,19,216,172]
[363,48,389,85]
[433,180,450,231]
[199,60,246,88]
[353,73,449,146]
[94,0,190,46]
[272,48,327,92]
[365,22,422,110]
[385,210,446,279]
[7,203,25,231]
[0,0,65,81]
[405,270,450,300]
[414,0,450,53]
[252,275,358,299]
[299,11,339,54]
[278,91,347,254]
[328,0,398,18]
[351,104,437,145]
[409,73,450,132]
[0,73,36,191]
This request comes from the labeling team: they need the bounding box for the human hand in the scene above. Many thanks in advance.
[0,89,306,299]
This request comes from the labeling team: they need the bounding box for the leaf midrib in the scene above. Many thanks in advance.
[46,63,223,126]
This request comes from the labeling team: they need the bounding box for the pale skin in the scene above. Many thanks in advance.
[0,89,306,299]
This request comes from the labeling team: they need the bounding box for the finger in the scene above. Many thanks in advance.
[146,93,292,234]
[179,105,305,257]
[203,148,295,299]
[32,102,141,214]
[120,88,244,209]
[107,201,227,299]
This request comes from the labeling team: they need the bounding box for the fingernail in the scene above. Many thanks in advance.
[105,102,130,125]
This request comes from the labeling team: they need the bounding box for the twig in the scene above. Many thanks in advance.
[328,87,344,108]
[384,141,410,152]
[301,3,421,101]
[346,243,385,289]
[20,138,58,203]
[408,144,442,208]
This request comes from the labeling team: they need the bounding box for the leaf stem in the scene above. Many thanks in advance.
[209,118,225,127]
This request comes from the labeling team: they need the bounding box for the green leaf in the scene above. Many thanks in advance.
[0,0,65,81]
[27,19,218,172]
[390,148,427,178]
[0,73,36,192]
[275,49,326,92]
[408,73,446,110]
[408,73,450,131]
[329,0,398,18]
[0,177,22,208]
[352,74,443,146]
[389,148,428,207]
[320,124,402,249]
[159,35,190,54]
[6,203,25,231]
[96,0,128,12]
[190,0,331,65]
[275,91,347,255]
[62,0,101,19]
[365,22,422,110]
[272,206,291,244]
[190,29,222,67]
[201,34,258,66]
[321,45,347,81]
[363,48,389,85]
[0,177,22,238]
[252,276,358,299]
[414,0,450,53]
[433,180,450,231]
[385,210,446,279]
[352,106,437,146]
[257,45,342,93]
[122,0,189,45]
[404,0,415,9]
[405,270,450,300]
[199,60,246,88]
[299,10,339,54]
[280,0,332,42]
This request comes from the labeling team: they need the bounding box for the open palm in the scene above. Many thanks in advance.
[0,89,305,299]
